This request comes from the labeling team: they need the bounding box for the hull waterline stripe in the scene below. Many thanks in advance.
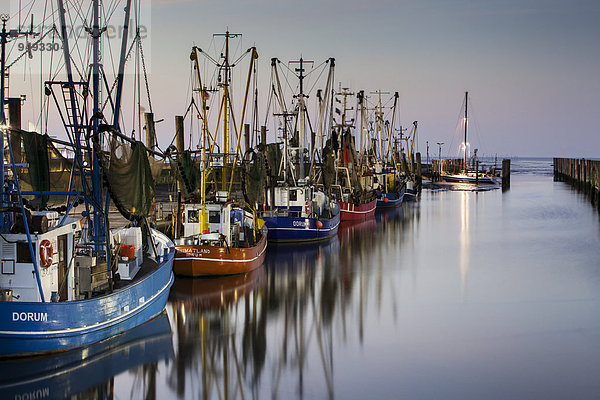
[341,207,376,214]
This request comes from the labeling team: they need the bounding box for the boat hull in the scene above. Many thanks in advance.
[0,244,175,358]
[440,174,497,184]
[173,227,268,276]
[339,199,377,221]
[376,189,405,209]
[262,210,340,243]
[0,312,173,398]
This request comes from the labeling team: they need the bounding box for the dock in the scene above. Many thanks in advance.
[554,158,600,208]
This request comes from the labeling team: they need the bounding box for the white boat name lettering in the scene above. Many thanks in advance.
[12,312,48,322]
[15,387,50,400]
[181,248,211,256]
[293,221,308,227]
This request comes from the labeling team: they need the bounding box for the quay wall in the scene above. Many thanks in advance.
[554,158,600,208]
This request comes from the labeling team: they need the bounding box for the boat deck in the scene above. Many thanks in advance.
[113,257,159,290]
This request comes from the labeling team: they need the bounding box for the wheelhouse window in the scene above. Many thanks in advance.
[289,189,297,201]
[16,242,35,263]
[188,210,199,223]
[209,211,220,223]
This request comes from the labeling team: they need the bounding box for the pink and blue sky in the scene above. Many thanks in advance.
[7,0,600,158]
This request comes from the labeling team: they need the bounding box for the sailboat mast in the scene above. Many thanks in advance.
[464,91,468,173]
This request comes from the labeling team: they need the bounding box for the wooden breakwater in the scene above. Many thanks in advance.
[554,158,600,207]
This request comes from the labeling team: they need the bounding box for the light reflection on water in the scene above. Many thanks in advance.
[4,160,600,399]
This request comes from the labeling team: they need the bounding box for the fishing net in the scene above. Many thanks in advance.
[18,130,75,209]
[176,150,203,195]
[105,138,162,220]
[243,150,267,207]
[265,143,282,179]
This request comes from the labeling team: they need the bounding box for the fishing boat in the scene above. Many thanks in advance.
[0,312,173,399]
[327,88,377,221]
[0,2,174,357]
[257,57,340,242]
[363,91,408,209]
[439,92,497,184]
[171,33,267,276]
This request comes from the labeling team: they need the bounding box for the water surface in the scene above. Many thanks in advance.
[5,159,600,399]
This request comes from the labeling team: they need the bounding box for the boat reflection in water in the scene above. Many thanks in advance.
[167,267,267,398]
[0,312,173,400]
[166,207,414,399]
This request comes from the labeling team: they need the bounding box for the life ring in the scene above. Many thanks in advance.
[305,201,310,214]
[40,239,53,268]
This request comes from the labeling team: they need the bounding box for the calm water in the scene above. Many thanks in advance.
[3,158,600,399]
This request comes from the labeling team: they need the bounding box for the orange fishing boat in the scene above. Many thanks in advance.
[170,33,266,277]
[174,223,267,276]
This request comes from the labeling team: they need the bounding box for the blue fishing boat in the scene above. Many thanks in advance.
[253,57,340,242]
[261,186,341,242]
[0,312,173,399]
[377,186,406,208]
[0,1,174,357]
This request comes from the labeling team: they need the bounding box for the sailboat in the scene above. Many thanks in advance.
[172,32,267,276]
[0,1,174,357]
[257,57,340,242]
[439,92,496,184]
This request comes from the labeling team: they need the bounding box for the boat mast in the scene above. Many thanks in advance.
[289,57,313,180]
[464,91,468,173]
[0,15,7,213]
[213,31,238,192]
[112,0,132,130]
[91,0,105,245]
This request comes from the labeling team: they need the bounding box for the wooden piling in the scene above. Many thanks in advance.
[260,125,267,146]
[415,152,422,191]
[502,159,510,190]
[244,123,250,153]
[175,115,185,192]
[8,98,22,164]
[144,112,156,151]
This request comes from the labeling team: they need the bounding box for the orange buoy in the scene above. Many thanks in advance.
[316,220,323,229]
[383,197,389,203]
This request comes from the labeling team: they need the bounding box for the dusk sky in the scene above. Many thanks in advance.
[7,0,600,158]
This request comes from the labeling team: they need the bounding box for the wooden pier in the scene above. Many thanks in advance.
[554,158,600,207]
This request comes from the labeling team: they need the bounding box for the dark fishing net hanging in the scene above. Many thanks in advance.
[105,138,162,220]
[174,150,203,195]
[265,143,282,180]
[19,130,75,209]
[243,150,267,207]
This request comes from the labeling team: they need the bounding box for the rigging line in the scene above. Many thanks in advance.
[230,47,251,67]
[195,46,219,66]
[302,58,326,78]
[263,78,274,127]
[63,1,87,81]
[5,27,57,70]
[306,61,328,96]
[138,35,152,114]
[100,3,117,79]
[103,0,122,25]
